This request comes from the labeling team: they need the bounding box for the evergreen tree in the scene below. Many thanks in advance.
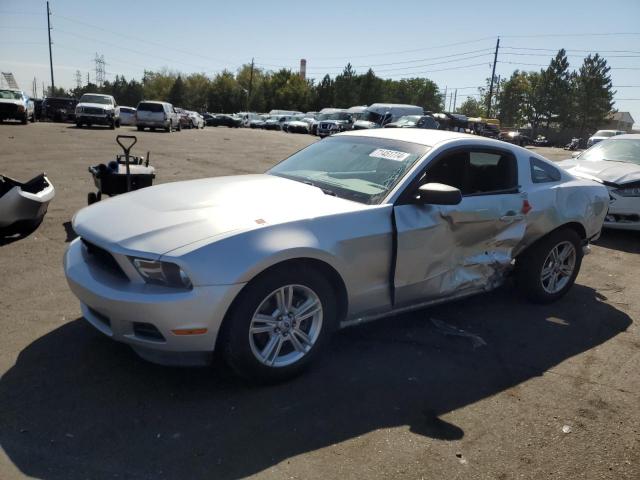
[573,54,615,136]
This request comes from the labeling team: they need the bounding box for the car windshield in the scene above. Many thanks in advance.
[0,90,22,100]
[397,115,420,123]
[80,94,112,105]
[593,130,616,138]
[268,136,429,204]
[580,138,640,165]
[318,112,348,120]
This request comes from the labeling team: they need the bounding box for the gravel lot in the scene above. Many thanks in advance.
[0,123,638,480]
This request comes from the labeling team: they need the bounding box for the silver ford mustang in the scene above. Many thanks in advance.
[64,129,609,381]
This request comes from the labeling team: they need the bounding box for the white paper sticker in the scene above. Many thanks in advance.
[369,148,410,162]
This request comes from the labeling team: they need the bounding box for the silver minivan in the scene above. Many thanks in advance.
[135,101,181,132]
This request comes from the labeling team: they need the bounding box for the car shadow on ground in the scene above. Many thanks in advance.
[0,284,631,479]
[593,229,640,254]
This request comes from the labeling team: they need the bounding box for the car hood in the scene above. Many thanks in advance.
[72,174,367,256]
[353,120,378,129]
[288,121,308,127]
[0,99,25,106]
[77,102,113,110]
[557,158,640,185]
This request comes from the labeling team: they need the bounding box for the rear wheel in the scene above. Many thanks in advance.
[136,126,143,131]
[516,228,583,303]
[165,121,172,133]
[87,192,98,205]
[221,266,337,383]
[76,122,83,128]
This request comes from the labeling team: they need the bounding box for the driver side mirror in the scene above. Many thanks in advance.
[415,183,462,205]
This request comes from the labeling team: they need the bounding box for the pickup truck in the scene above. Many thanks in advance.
[75,93,120,129]
[0,89,34,124]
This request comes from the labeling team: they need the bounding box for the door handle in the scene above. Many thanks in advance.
[499,214,524,222]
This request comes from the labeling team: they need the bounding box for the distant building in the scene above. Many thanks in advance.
[602,111,635,132]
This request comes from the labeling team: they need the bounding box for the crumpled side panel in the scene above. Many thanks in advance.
[393,197,527,306]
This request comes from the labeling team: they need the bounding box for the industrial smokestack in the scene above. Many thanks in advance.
[300,59,307,80]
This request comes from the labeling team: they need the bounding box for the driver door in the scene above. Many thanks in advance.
[393,146,527,307]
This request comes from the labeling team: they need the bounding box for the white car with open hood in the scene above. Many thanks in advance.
[558,134,640,231]
[64,129,609,382]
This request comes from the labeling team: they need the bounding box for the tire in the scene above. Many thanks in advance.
[87,192,98,205]
[137,126,143,131]
[176,122,181,132]
[516,228,583,304]
[76,122,82,128]
[115,119,121,128]
[109,119,115,130]
[220,265,337,383]
[165,121,172,133]
[21,114,28,125]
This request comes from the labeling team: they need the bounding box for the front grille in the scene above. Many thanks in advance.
[133,322,165,342]
[320,123,330,129]
[82,239,128,280]
[83,107,104,115]
[0,103,18,116]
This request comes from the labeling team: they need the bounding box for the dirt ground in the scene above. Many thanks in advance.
[0,123,638,480]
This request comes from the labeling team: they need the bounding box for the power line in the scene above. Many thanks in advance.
[501,32,640,38]
[304,53,494,75]
[54,14,234,66]
[503,46,640,54]
[257,47,495,70]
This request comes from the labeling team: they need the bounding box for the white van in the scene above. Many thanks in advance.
[353,103,424,130]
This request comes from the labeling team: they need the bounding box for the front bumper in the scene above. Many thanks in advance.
[77,114,112,125]
[604,193,640,230]
[63,238,245,366]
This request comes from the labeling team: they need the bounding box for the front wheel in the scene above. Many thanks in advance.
[221,266,337,383]
[516,228,583,304]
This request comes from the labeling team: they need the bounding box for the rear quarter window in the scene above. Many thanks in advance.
[530,157,561,183]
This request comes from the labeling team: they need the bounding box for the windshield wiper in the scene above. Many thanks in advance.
[302,180,337,196]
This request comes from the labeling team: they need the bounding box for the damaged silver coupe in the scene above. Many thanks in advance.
[64,129,609,381]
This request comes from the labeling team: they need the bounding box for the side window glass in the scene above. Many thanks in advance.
[530,157,561,183]
[423,149,518,196]
[467,151,517,194]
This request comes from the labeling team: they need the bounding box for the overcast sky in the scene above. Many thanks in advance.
[1,0,639,127]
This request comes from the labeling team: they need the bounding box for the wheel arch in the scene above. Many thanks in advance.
[518,221,587,260]
[216,257,349,350]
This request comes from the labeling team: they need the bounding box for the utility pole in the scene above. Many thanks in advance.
[453,89,458,112]
[448,92,453,112]
[46,1,54,94]
[87,72,90,85]
[442,86,447,110]
[486,36,500,117]
[247,57,254,111]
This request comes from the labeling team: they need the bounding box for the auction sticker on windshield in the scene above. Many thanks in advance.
[369,148,411,162]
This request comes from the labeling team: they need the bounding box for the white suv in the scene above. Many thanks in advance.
[75,93,120,129]
[135,101,181,132]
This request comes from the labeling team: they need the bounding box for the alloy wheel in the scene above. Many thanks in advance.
[249,284,323,367]
[540,241,577,294]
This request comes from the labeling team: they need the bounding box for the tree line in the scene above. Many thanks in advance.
[458,50,615,135]
[56,48,615,136]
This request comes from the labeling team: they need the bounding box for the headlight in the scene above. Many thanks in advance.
[614,187,640,197]
[130,258,193,289]
[76,107,83,114]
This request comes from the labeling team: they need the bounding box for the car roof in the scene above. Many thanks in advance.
[608,133,640,140]
[337,128,482,146]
